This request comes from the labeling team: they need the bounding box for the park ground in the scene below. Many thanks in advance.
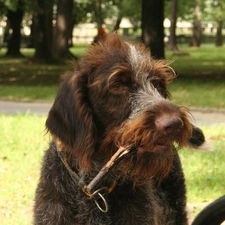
[0,45,225,224]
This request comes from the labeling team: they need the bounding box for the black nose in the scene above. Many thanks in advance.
[155,116,184,135]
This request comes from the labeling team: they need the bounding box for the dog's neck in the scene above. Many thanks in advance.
[56,139,123,212]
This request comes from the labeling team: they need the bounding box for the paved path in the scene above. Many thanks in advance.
[0,101,225,126]
[0,101,52,116]
[189,107,225,126]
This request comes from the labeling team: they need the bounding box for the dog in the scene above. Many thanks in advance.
[34,33,206,225]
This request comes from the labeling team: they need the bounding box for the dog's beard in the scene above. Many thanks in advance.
[114,146,176,186]
[100,127,181,187]
[99,108,192,186]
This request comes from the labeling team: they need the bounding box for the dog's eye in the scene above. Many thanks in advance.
[112,83,125,92]
[150,81,160,91]
[149,77,168,98]
[150,78,162,90]
[152,81,160,89]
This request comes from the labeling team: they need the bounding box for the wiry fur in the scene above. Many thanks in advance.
[34,33,206,225]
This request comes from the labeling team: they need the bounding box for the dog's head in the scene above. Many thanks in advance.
[46,33,206,181]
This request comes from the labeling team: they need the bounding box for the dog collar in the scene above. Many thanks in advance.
[57,140,81,183]
[56,139,127,213]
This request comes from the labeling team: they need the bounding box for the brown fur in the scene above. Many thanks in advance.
[34,33,206,225]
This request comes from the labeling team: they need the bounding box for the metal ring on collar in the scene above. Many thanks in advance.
[92,188,109,213]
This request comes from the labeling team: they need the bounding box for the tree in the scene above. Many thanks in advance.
[92,0,120,31]
[114,0,141,31]
[215,0,223,46]
[141,0,165,59]
[6,2,24,57]
[33,0,54,62]
[191,0,202,47]
[95,0,104,29]
[0,0,35,57]
[203,0,224,46]
[52,0,74,59]
[167,0,178,51]
[113,14,123,31]
[74,0,123,32]
[113,0,123,31]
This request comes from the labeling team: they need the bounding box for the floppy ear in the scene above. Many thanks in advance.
[188,126,209,150]
[46,72,97,169]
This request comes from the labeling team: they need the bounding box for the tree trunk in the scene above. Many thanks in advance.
[114,15,122,31]
[215,1,223,46]
[168,0,178,51]
[34,0,54,62]
[6,2,24,57]
[191,0,202,47]
[141,0,165,59]
[95,0,104,29]
[52,0,74,59]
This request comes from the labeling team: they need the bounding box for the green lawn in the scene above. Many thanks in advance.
[0,115,48,225]
[169,77,225,108]
[166,46,225,108]
[181,125,225,203]
[0,45,225,108]
[166,46,225,76]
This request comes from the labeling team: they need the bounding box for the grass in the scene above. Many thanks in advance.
[181,125,225,203]
[0,57,65,101]
[0,46,87,102]
[0,86,59,102]
[166,46,225,108]
[169,77,225,108]
[0,45,225,107]
[0,114,49,225]
[0,114,224,224]
[166,46,225,76]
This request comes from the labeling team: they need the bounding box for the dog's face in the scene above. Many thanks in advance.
[81,36,171,130]
[46,33,205,184]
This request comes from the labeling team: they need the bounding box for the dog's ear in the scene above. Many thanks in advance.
[46,72,97,169]
[188,126,209,150]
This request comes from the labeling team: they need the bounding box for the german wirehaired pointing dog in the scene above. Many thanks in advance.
[34,33,206,225]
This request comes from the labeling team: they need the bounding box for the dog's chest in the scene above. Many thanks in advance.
[106,183,171,225]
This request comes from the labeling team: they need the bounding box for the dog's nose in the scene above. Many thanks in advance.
[156,116,183,135]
